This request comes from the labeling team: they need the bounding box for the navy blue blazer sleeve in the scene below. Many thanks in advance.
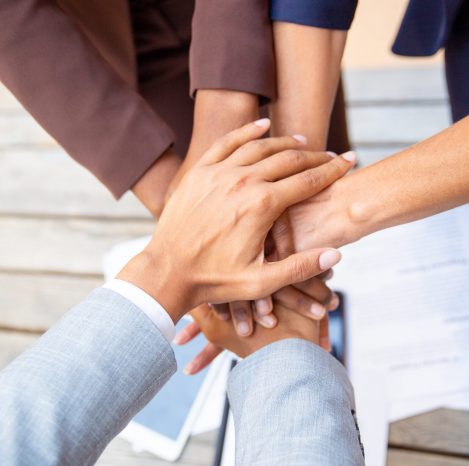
[271,0,358,30]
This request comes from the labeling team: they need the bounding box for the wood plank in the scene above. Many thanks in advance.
[344,67,447,103]
[389,408,469,457]
[0,109,54,146]
[0,330,39,369]
[98,432,216,466]
[0,147,150,218]
[388,449,469,466]
[0,272,101,331]
[0,216,153,275]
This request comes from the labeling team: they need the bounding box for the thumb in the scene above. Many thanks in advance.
[258,249,342,296]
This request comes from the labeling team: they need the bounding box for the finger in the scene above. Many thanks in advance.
[227,134,307,166]
[253,306,278,328]
[317,269,334,282]
[273,151,357,209]
[254,296,273,316]
[211,303,231,321]
[255,249,342,297]
[270,213,295,260]
[326,292,341,311]
[229,301,254,337]
[294,278,333,306]
[184,343,224,375]
[319,314,331,352]
[173,321,201,345]
[273,286,326,320]
[200,119,271,165]
[256,150,335,181]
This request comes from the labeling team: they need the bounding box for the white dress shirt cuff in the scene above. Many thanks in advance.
[103,279,176,343]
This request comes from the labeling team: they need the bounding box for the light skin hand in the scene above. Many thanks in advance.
[118,119,352,323]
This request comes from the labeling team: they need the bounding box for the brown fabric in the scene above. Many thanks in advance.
[190,0,276,104]
[0,0,275,198]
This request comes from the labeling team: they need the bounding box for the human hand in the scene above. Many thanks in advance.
[176,299,331,375]
[119,119,353,323]
[219,151,353,337]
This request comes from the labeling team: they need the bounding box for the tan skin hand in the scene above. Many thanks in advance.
[119,120,352,322]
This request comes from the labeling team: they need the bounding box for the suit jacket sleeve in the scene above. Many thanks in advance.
[0,288,177,466]
[271,0,358,30]
[228,338,365,466]
[0,0,175,198]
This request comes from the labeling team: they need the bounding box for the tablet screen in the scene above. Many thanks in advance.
[132,318,209,440]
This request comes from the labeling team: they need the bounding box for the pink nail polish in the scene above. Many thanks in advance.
[319,249,342,270]
[326,151,338,157]
[342,151,357,163]
[254,118,270,128]
[237,322,250,336]
[292,134,307,144]
[255,298,272,315]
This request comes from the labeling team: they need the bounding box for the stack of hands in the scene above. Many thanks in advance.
[120,118,356,370]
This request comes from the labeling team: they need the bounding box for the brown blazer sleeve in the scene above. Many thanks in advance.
[190,0,276,104]
[0,0,175,198]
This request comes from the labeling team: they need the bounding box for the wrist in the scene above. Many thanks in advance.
[132,148,181,218]
[117,250,193,323]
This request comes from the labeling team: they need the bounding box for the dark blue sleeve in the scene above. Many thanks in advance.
[271,0,358,30]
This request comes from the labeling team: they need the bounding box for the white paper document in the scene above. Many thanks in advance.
[330,204,469,465]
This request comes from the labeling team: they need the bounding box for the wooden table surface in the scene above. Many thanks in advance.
[1,66,467,465]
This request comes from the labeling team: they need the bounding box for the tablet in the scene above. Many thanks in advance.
[119,317,225,461]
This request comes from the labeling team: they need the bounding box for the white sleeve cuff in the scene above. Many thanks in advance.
[103,279,176,343]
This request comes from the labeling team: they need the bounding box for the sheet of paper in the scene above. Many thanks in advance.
[329,204,469,462]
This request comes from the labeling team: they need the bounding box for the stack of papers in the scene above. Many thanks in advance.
[329,203,469,465]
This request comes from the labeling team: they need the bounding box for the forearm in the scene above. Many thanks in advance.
[339,116,469,242]
[228,339,364,465]
[166,90,259,197]
[0,289,176,465]
[270,24,347,150]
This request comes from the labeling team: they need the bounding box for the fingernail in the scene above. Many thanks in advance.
[259,314,276,328]
[237,322,250,336]
[254,118,270,128]
[217,312,231,321]
[292,134,307,144]
[326,151,338,157]
[255,298,272,316]
[327,293,340,311]
[319,249,342,270]
[184,362,197,375]
[310,303,326,319]
[173,333,183,345]
[342,150,357,163]
[323,269,334,281]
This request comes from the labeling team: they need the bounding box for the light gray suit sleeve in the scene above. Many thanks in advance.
[0,288,176,466]
[228,338,365,466]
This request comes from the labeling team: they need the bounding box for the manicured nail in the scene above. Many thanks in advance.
[255,298,272,316]
[292,134,307,144]
[259,314,276,328]
[319,249,342,270]
[342,151,357,163]
[184,362,197,375]
[310,303,326,319]
[327,293,340,311]
[237,321,250,336]
[173,333,183,345]
[254,118,270,128]
[326,151,338,157]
